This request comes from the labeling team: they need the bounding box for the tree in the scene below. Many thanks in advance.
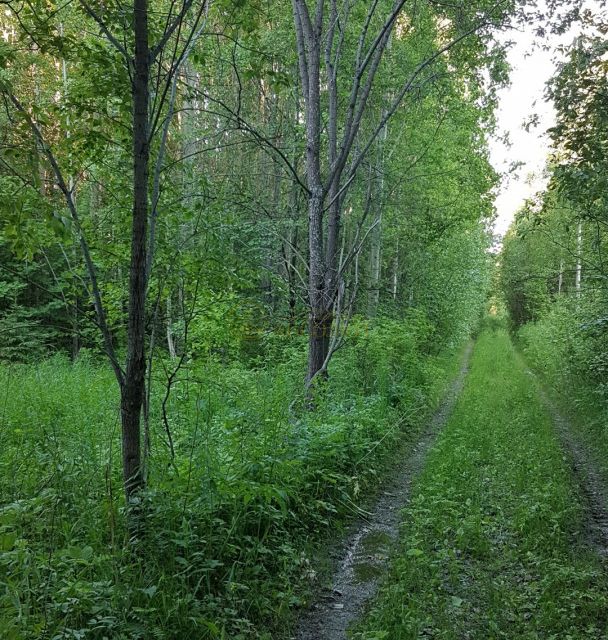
[0,0,209,501]
[289,0,517,388]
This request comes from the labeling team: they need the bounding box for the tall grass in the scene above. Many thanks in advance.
[0,316,460,639]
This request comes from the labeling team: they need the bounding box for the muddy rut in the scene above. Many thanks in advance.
[292,342,474,640]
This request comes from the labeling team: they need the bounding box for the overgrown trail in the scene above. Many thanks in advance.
[293,342,474,640]
[357,327,608,639]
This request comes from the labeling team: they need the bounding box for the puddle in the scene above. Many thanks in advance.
[353,561,383,583]
[359,529,392,553]
[351,529,392,583]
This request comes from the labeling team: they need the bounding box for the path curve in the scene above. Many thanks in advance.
[292,341,474,640]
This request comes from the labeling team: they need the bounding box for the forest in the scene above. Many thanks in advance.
[0,0,607,638]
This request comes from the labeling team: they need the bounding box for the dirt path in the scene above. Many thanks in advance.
[530,375,608,558]
[292,342,474,640]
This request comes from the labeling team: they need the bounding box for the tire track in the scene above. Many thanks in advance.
[292,341,474,640]
[517,353,608,559]
[535,381,608,558]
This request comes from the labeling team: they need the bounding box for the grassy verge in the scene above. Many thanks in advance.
[518,308,608,486]
[0,317,465,639]
[355,326,608,640]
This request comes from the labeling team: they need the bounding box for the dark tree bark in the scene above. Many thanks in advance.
[8,0,209,509]
[120,0,150,500]
[307,311,332,383]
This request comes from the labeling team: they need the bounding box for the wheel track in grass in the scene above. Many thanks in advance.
[291,341,474,640]
[350,330,608,640]
[525,366,608,560]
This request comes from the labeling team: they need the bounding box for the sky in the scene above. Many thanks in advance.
[488,4,601,240]
[488,28,556,239]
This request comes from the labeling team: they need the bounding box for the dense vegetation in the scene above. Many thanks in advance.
[1,318,470,638]
[0,0,604,638]
[0,0,505,637]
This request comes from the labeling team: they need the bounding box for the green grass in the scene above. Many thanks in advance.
[355,326,608,640]
[0,317,464,639]
[518,302,608,489]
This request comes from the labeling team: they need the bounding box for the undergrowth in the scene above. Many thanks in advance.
[518,297,608,483]
[0,315,461,639]
[355,326,608,639]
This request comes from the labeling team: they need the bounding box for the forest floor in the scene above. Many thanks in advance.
[295,327,608,640]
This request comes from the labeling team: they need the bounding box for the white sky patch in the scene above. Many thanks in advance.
[489,30,554,239]
[488,3,602,241]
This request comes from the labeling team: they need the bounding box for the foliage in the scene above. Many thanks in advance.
[0,0,500,636]
[518,298,608,479]
[500,17,608,492]
[0,318,465,639]
[0,243,73,360]
[548,25,608,218]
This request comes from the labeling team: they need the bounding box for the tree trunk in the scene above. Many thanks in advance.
[307,188,329,385]
[392,239,399,300]
[368,215,382,316]
[284,223,299,328]
[166,295,177,358]
[367,113,388,317]
[121,0,149,500]
[307,311,332,384]
[71,295,80,360]
[575,221,582,297]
